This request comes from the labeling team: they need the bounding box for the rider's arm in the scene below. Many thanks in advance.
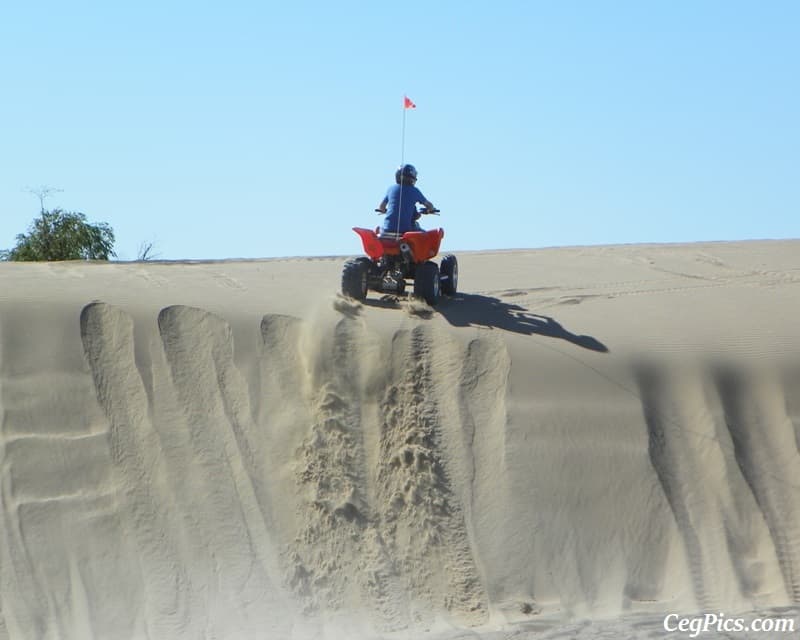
[414,187,434,212]
[376,197,388,213]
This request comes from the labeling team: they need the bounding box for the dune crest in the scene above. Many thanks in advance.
[1,241,799,638]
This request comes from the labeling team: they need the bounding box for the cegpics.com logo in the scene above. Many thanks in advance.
[664,612,796,637]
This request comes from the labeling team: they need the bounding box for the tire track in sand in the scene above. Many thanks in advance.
[456,335,512,607]
[282,315,409,631]
[716,367,800,603]
[636,363,735,611]
[157,305,290,638]
[80,302,196,638]
[376,325,488,626]
[638,361,799,609]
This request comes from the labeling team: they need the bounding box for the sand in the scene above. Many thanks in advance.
[0,239,799,639]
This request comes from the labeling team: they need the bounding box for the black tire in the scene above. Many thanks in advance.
[413,261,440,306]
[341,258,370,300]
[440,254,458,296]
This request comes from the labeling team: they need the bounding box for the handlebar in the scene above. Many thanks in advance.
[375,209,440,215]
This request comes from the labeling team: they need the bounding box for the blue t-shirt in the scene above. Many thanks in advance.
[380,184,427,234]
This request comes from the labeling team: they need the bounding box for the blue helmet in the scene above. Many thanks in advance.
[400,164,417,180]
[395,163,418,184]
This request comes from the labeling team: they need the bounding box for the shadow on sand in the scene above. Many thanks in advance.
[437,293,609,353]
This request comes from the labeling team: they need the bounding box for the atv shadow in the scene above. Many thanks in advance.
[437,293,609,353]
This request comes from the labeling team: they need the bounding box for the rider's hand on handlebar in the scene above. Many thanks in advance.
[375,207,440,214]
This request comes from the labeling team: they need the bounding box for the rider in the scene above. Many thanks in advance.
[376,164,436,236]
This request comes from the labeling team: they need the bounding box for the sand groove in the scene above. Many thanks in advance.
[637,361,800,610]
[376,325,488,625]
[81,302,193,638]
[284,316,408,631]
[157,305,289,638]
[638,365,733,610]
[456,335,512,603]
[276,316,492,629]
[716,368,800,603]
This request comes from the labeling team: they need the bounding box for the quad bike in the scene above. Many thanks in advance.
[341,210,458,306]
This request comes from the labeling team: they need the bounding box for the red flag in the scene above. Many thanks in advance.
[404,95,416,109]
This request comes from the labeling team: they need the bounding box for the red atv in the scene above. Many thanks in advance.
[341,211,458,306]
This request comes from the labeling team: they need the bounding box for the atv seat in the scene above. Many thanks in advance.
[377,228,401,240]
[376,228,402,252]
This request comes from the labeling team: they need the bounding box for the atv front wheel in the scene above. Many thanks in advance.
[440,254,458,296]
[414,261,440,306]
[341,258,370,300]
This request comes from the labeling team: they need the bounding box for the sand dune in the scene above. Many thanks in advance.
[1,240,799,639]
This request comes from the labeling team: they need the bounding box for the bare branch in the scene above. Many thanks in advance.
[24,185,64,213]
[137,240,161,261]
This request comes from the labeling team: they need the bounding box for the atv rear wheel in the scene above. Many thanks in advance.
[341,258,370,300]
[440,254,458,296]
[414,261,440,306]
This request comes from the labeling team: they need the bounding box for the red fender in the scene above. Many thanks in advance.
[352,227,444,263]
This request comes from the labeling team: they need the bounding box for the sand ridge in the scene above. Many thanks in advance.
[0,240,799,638]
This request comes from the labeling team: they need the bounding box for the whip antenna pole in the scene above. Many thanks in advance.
[396,94,416,237]
[400,97,408,167]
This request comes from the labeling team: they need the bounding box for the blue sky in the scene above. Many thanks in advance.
[1,1,797,260]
